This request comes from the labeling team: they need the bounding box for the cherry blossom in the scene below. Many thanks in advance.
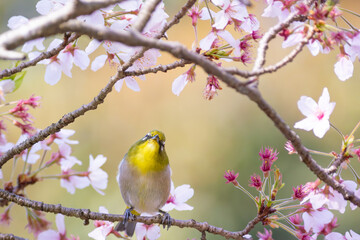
[25,208,51,237]
[262,0,291,21]
[172,65,196,96]
[60,169,89,194]
[334,56,354,81]
[38,214,68,240]
[211,0,249,30]
[0,80,15,102]
[199,29,237,51]
[58,144,82,171]
[17,135,47,164]
[344,33,360,62]
[161,182,194,212]
[88,154,108,195]
[294,87,336,138]
[53,129,79,146]
[257,228,273,240]
[7,16,45,53]
[224,170,239,185]
[36,0,69,15]
[302,180,357,213]
[325,232,345,240]
[88,207,115,240]
[0,205,11,225]
[135,222,161,240]
[345,230,360,240]
[30,39,73,85]
[60,44,90,71]
[302,206,334,234]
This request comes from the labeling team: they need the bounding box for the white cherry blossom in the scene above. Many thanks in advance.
[294,88,335,138]
[161,182,194,212]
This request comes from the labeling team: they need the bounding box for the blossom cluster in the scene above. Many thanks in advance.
[172,0,262,98]
[263,0,360,81]
[225,146,360,239]
[0,119,108,237]
[7,0,168,92]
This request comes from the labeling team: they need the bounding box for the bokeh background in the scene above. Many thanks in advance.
[0,0,360,239]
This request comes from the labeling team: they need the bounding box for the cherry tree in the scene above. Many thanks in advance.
[0,0,360,239]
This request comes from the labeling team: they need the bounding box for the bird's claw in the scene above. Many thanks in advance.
[123,207,135,224]
[159,210,171,230]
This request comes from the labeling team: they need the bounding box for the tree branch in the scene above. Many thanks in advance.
[226,27,315,78]
[0,33,80,79]
[132,0,162,32]
[0,233,27,240]
[0,189,254,239]
[0,0,125,60]
[54,19,360,207]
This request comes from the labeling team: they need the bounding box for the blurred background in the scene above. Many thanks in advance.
[0,0,360,239]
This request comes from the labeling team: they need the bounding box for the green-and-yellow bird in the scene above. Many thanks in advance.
[115,130,171,237]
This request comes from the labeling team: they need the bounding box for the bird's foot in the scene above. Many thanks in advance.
[159,210,171,230]
[123,207,135,224]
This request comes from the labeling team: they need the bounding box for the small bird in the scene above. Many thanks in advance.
[115,130,172,237]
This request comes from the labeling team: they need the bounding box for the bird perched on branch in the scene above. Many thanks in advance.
[115,130,172,237]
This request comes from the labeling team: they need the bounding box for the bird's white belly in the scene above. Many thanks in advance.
[118,159,171,214]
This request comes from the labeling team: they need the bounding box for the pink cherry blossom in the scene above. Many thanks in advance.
[211,0,249,30]
[172,65,196,96]
[161,182,194,212]
[88,154,108,195]
[302,180,357,213]
[241,14,260,33]
[294,87,335,138]
[88,207,114,240]
[262,0,293,22]
[334,56,354,81]
[60,44,90,71]
[302,207,334,234]
[60,169,90,194]
[135,222,161,240]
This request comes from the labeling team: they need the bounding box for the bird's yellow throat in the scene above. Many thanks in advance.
[128,138,168,174]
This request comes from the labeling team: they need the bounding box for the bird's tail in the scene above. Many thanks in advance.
[115,221,137,237]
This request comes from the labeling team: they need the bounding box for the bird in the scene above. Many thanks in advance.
[115,130,172,237]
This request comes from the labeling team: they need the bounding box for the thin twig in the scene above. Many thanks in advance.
[228,27,315,78]
[0,33,80,79]
[0,233,27,240]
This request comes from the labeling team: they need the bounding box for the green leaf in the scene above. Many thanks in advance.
[13,71,26,92]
